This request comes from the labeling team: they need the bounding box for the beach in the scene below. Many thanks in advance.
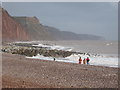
[2,52,118,88]
[2,2,118,88]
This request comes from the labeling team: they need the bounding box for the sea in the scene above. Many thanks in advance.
[24,40,118,68]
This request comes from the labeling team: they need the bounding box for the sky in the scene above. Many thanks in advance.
[2,2,118,40]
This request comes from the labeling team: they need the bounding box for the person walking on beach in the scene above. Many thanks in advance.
[53,57,56,61]
[86,57,90,64]
[79,57,82,64]
[83,58,86,64]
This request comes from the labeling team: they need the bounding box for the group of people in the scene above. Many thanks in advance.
[53,57,90,65]
[79,57,90,65]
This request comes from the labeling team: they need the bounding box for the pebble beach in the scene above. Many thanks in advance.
[2,53,118,88]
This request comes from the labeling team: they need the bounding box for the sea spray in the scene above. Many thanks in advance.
[2,42,118,68]
[26,53,118,68]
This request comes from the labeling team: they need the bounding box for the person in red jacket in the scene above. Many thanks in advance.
[86,57,90,64]
[79,57,82,64]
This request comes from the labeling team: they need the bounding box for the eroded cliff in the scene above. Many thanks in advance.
[2,8,30,42]
[13,16,54,40]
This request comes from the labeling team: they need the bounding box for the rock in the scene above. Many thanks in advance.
[1,43,74,58]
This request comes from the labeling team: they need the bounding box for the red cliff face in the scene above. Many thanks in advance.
[2,8,30,42]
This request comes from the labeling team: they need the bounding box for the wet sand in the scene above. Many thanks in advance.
[2,53,118,88]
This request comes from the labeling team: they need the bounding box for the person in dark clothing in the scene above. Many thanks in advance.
[53,58,56,61]
[86,57,90,64]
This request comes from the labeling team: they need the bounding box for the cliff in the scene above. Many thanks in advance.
[13,17,54,40]
[2,8,104,42]
[2,8,30,42]
[44,26,104,40]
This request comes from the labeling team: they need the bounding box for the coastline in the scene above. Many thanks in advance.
[2,52,118,88]
[2,41,118,68]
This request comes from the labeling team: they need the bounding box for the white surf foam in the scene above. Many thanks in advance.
[26,54,118,68]
[32,44,73,51]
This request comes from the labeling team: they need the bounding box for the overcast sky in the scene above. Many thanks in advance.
[2,2,118,40]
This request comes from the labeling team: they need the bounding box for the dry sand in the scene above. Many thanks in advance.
[2,53,118,88]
